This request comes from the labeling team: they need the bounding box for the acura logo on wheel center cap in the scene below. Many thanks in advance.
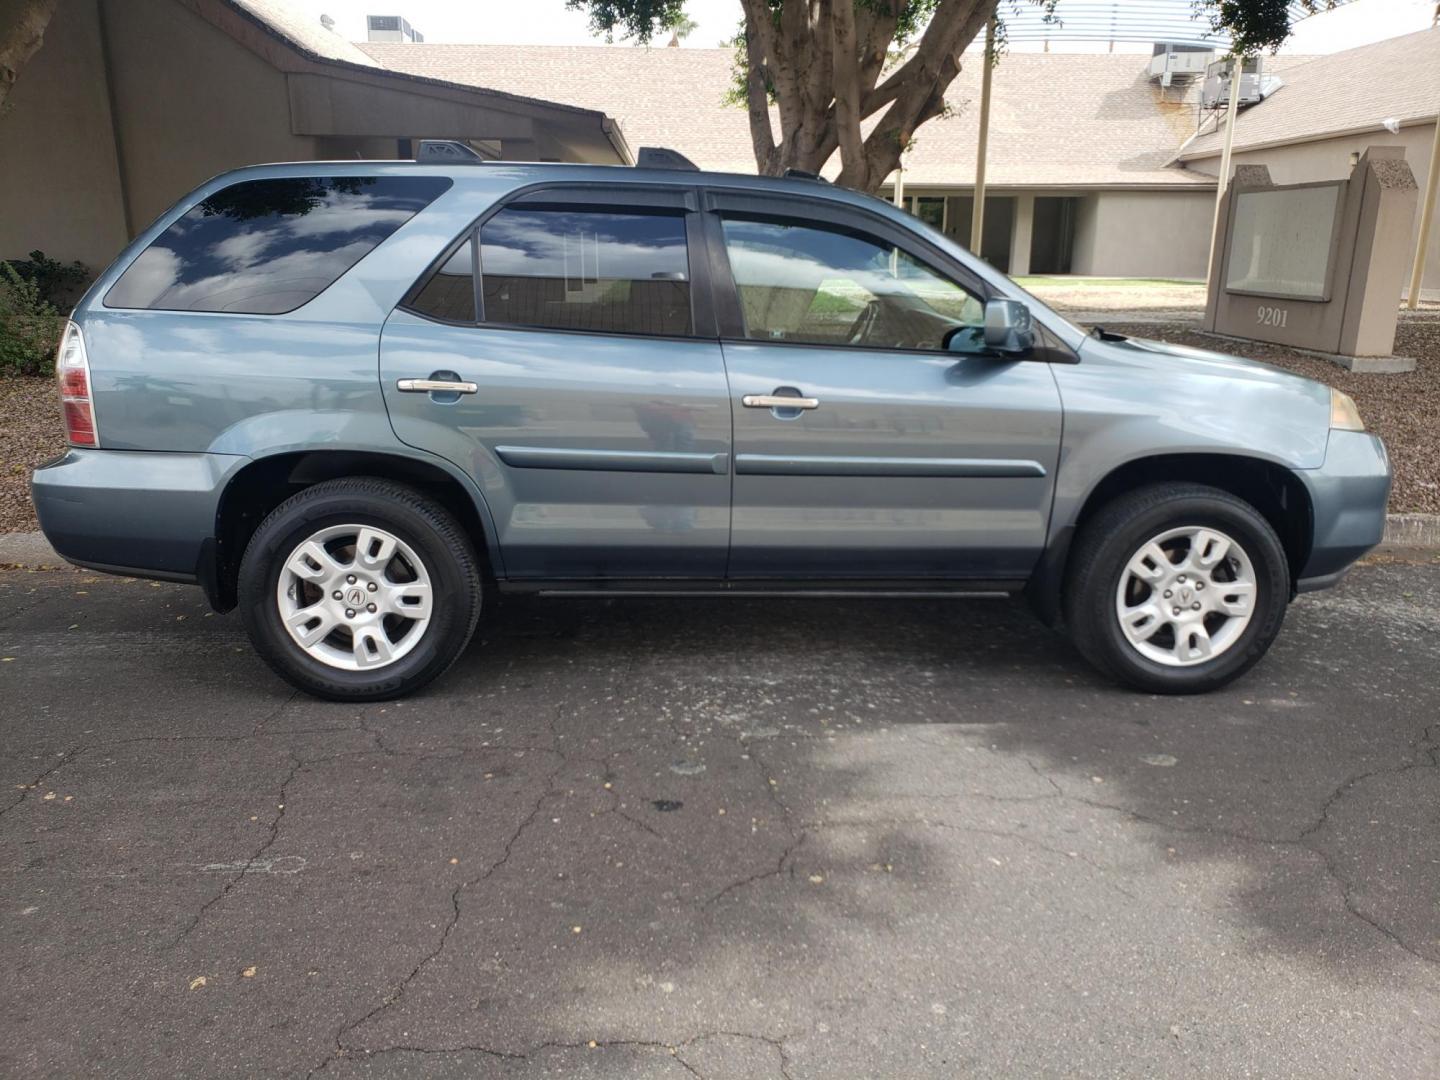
[1180,586,1193,604]
[346,587,366,607]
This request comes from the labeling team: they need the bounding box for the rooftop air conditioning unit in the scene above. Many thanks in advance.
[366,15,422,42]
[1201,56,1283,108]
[1148,43,1212,86]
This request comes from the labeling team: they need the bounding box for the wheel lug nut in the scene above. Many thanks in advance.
[1192,602,1202,611]
[332,590,343,600]
[367,603,377,613]
[346,574,357,584]
[345,608,356,619]
[1195,581,1205,590]
[1172,607,1181,616]
[1163,589,1173,598]
[1178,574,1186,583]
[367,581,377,592]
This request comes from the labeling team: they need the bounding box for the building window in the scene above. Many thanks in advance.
[105,176,450,314]
[479,208,692,336]
[719,216,984,351]
[910,197,946,232]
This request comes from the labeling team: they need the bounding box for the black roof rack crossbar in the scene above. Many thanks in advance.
[783,168,829,183]
[636,146,700,172]
[415,140,485,164]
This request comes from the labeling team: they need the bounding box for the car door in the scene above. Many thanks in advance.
[705,191,1064,582]
[380,185,732,581]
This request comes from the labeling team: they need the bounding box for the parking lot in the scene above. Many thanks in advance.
[3,558,1439,1077]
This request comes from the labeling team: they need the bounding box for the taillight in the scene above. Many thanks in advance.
[56,321,99,447]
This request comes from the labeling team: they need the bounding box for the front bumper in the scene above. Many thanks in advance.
[1294,430,1390,592]
[30,448,244,585]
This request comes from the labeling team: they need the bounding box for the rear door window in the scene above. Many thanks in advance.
[405,238,477,323]
[478,207,692,336]
[105,175,450,314]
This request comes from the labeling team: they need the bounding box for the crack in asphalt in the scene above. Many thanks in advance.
[317,1029,796,1080]
[308,720,571,1077]
[0,745,86,820]
[1020,745,1440,969]
[170,754,304,948]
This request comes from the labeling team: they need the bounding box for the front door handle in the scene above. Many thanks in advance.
[397,378,478,394]
[742,394,819,410]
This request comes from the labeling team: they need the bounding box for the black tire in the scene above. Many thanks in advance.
[1063,483,1290,694]
[238,478,482,701]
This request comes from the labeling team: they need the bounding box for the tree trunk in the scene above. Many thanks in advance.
[740,0,992,195]
[0,0,59,113]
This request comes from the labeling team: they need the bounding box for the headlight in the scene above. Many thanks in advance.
[1329,388,1365,432]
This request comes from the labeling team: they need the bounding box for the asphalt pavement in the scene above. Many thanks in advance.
[3,558,1439,1078]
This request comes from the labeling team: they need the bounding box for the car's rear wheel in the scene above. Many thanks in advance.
[1063,483,1290,694]
[238,478,481,701]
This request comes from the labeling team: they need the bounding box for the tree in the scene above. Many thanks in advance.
[0,0,60,113]
[568,0,1337,193]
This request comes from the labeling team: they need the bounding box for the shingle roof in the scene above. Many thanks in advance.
[359,42,1218,188]
[1177,28,1440,161]
[229,0,383,68]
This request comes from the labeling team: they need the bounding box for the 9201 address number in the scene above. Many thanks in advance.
[1257,305,1289,328]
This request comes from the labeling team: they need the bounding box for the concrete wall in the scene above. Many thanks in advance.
[1186,128,1440,299]
[0,0,616,280]
[0,0,129,269]
[102,0,322,238]
[1070,190,1215,279]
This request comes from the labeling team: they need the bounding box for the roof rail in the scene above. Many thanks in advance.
[783,168,829,183]
[415,140,485,164]
[636,146,700,172]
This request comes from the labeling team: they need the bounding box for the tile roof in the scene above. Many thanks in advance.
[359,42,1219,188]
[1177,28,1440,160]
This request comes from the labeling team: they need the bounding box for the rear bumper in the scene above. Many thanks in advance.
[1295,430,1390,591]
[30,448,244,586]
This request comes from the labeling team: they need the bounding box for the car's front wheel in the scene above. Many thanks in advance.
[238,478,482,701]
[1063,483,1291,694]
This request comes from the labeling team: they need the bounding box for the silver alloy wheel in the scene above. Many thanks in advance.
[275,524,433,671]
[1114,525,1257,668]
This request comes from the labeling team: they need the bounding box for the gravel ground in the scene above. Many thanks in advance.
[0,377,58,533]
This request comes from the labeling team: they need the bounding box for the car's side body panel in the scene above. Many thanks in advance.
[29,158,1392,617]
[1049,335,1333,538]
[380,313,734,579]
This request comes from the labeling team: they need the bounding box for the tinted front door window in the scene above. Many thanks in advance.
[480,208,692,336]
[720,217,983,352]
[105,176,450,314]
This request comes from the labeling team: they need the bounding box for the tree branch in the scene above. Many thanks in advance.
[831,0,864,172]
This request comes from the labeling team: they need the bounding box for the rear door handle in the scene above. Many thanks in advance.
[397,378,478,394]
[742,394,819,410]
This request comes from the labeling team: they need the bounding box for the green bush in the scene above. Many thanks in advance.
[0,261,63,377]
[8,250,91,308]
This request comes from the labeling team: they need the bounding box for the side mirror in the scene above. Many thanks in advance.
[981,298,1035,356]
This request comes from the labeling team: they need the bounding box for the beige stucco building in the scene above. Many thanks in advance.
[3,0,1437,299]
[0,0,629,270]
[1176,28,1440,301]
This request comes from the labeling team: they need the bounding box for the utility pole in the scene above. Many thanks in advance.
[1406,110,1439,309]
[1204,54,1245,297]
[970,15,996,258]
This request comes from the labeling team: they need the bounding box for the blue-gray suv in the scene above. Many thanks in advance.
[32,144,1391,700]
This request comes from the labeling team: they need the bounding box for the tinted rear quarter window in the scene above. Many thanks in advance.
[105,176,451,314]
[479,207,692,336]
[407,239,477,323]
